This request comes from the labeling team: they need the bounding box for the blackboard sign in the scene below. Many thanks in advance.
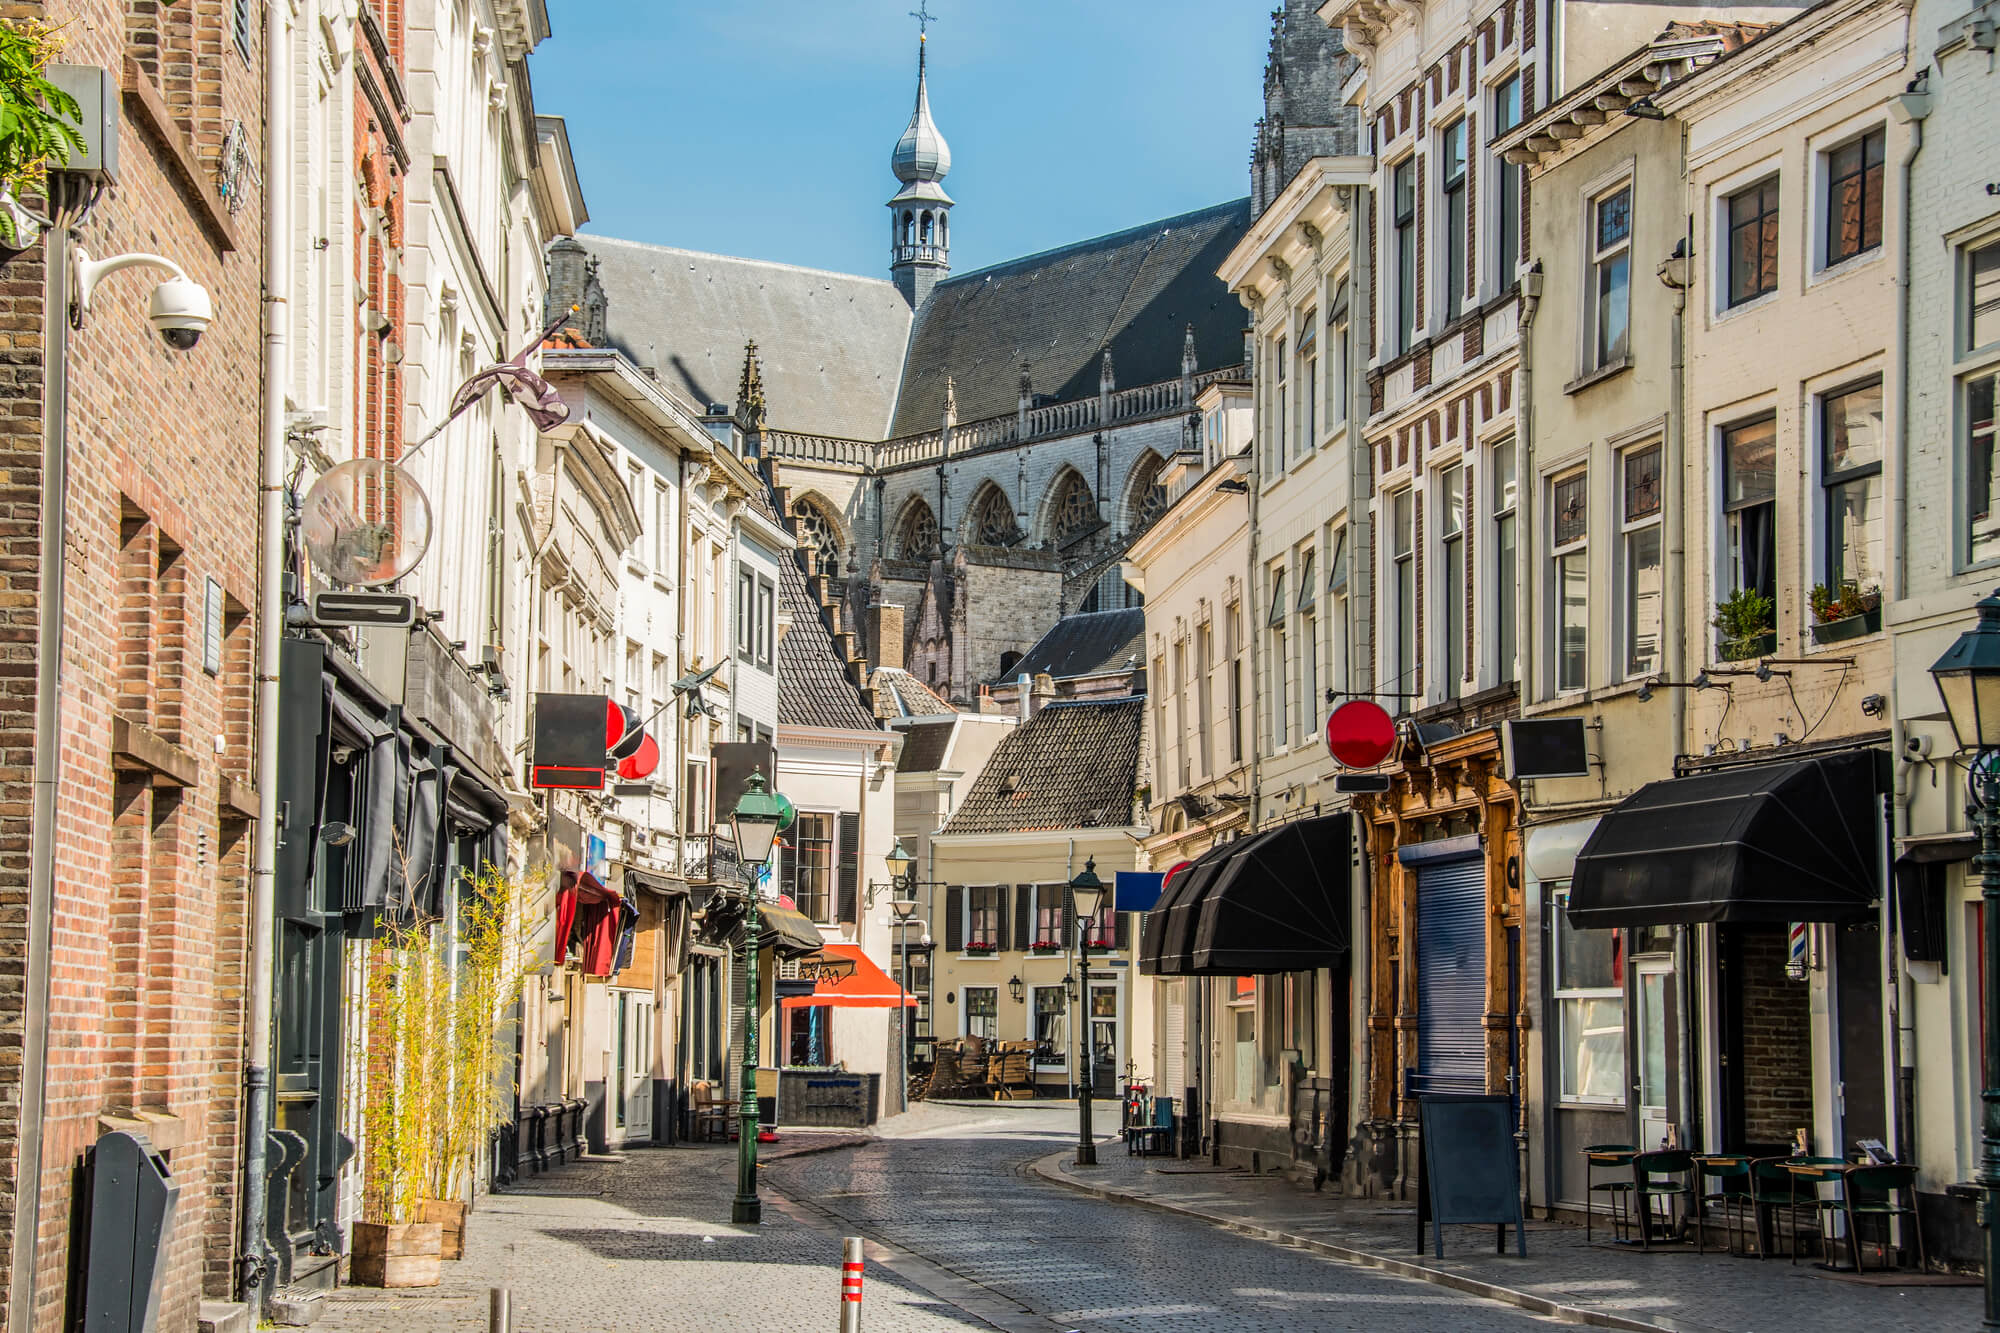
[1415,1093,1526,1258]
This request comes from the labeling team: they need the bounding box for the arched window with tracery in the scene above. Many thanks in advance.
[790,496,844,576]
[1050,470,1098,548]
[1125,451,1169,532]
[895,497,940,559]
[967,484,1021,547]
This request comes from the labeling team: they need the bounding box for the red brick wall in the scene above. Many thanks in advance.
[0,2,265,1326]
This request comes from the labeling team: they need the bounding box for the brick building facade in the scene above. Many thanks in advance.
[0,2,266,1327]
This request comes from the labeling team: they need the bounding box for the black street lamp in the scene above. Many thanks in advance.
[1069,857,1107,1167]
[729,769,786,1226]
[1932,588,2000,1319]
[1008,975,1025,1004]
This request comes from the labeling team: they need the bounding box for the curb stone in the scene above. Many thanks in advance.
[1028,1149,1730,1333]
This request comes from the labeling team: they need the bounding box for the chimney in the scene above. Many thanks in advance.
[1022,671,1056,722]
[870,603,905,672]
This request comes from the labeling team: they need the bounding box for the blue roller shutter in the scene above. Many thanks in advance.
[1414,854,1487,1095]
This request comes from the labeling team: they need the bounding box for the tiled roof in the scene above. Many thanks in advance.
[894,718,956,773]
[941,697,1142,835]
[890,200,1253,438]
[575,236,912,441]
[777,554,881,733]
[996,608,1145,684]
[871,667,956,719]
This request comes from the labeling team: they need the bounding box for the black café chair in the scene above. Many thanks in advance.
[1584,1143,1637,1246]
[1632,1149,1699,1250]
[1696,1158,1755,1256]
[1835,1164,1926,1274]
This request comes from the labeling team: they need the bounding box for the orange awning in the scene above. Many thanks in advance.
[780,944,917,1009]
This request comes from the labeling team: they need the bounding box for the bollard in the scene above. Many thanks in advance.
[838,1236,864,1331]
[489,1286,514,1333]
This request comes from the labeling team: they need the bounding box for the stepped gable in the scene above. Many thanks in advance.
[574,236,912,442]
[889,199,1254,437]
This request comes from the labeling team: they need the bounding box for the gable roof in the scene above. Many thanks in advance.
[997,608,1145,684]
[872,667,957,719]
[894,718,957,773]
[574,236,913,442]
[889,199,1254,437]
[777,554,882,733]
[941,697,1143,835]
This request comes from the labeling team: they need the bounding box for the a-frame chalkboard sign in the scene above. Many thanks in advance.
[1415,1093,1527,1258]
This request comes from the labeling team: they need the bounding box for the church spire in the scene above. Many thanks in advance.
[888,21,954,309]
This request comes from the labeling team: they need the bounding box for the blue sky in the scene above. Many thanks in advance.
[532,2,1270,278]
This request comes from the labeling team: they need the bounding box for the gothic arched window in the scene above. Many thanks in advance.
[1051,471,1098,548]
[790,497,843,576]
[896,498,940,560]
[1126,452,1169,532]
[968,485,1020,547]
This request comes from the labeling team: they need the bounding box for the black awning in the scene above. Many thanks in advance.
[1141,813,1351,975]
[1568,748,1885,929]
[759,903,826,959]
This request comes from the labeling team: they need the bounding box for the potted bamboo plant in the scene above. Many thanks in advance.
[1809,581,1882,644]
[1713,587,1777,662]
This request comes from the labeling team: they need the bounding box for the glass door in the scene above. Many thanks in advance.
[1635,958,1676,1149]
[1090,984,1119,1092]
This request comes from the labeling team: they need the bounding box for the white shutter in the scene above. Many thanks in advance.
[1162,981,1186,1101]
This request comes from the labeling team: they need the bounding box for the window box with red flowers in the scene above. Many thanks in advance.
[963,940,999,956]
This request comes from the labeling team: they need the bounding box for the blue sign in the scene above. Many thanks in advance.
[1115,870,1164,913]
[587,833,608,881]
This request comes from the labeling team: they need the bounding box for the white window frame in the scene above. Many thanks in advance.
[1552,887,1626,1107]
[1297,309,1319,460]
[1712,159,1783,318]
[1438,118,1469,327]
[1583,172,1634,375]
[1435,463,1466,701]
[1388,488,1417,703]
[1273,333,1289,473]
[1549,467,1589,695]
[1487,435,1519,687]
[1956,231,2000,570]
[1297,546,1319,734]
[962,984,999,1040]
[1487,69,1525,298]
[1717,411,1779,610]
[1617,441,1664,682]
[1390,155,1419,356]
[1269,563,1289,751]
[1813,375,1885,598]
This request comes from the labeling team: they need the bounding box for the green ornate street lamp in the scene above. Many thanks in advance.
[729,769,786,1226]
[1931,588,2000,1322]
[1069,857,1107,1168]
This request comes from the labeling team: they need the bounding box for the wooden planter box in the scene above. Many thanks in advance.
[351,1221,442,1288]
[1717,631,1776,663]
[417,1199,468,1261]
[1810,606,1882,644]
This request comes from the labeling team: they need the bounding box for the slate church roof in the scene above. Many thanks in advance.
[996,608,1145,685]
[941,697,1143,835]
[776,554,882,732]
[887,199,1254,437]
[574,236,913,442]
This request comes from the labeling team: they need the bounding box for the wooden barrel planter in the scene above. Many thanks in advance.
[351,1221,443,1288]
[417,1199,468,1261]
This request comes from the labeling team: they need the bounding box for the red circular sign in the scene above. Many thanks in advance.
[1326,699,1396,769]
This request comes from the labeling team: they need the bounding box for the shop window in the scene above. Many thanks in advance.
[1550,470,1589,693]
[1230,977,1258,1103]
[1820,381,1884,595]
[964,985,998,1040]
[1620,444,1663,679]
[1553,889,1625,1104]
[1033,985,1066,1058]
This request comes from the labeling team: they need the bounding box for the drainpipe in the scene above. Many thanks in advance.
[1344,183,1376,1190]
[1247,353,1264,832]
[1888,81,1929,605]
[1516,263,1543,719]
[1893,722,1923,1165]
[240,0,291,1307]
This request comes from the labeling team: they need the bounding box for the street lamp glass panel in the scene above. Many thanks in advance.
[731,770,786,864]
[1930,589,2000,751]
[885,838,916,882]
[1069,857,1107,922]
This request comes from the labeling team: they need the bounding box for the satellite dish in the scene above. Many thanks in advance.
[300,458,433,587]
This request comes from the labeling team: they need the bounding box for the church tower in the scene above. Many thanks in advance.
[888,32,953,308]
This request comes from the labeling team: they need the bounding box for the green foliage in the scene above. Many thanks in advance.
[1712,586,1775,642]
[0,20,84,246]
[1808,581,1881,625]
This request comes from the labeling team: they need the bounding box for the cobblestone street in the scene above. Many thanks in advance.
[313,1102,1575,1332]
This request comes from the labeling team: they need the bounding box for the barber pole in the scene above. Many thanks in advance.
[839,1237,865,1331]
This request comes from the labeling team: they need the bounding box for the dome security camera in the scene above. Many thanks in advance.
[148,275,212,350]
[70,248,214,351]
